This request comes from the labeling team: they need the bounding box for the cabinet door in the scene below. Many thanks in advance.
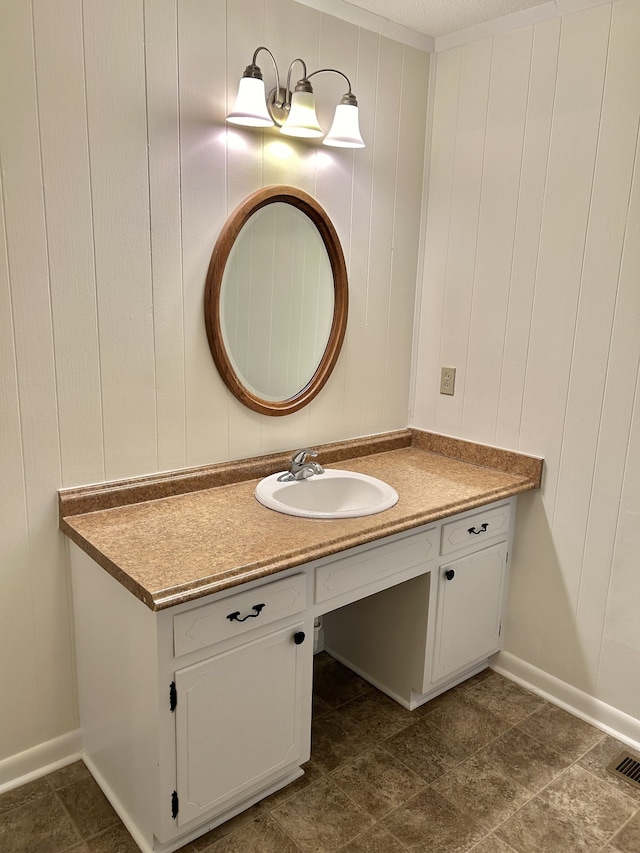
[174,620,311,827]
[432,542,507,682]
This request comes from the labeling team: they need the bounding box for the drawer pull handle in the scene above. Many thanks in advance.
[445,569,455,581]
[293,631,306,645]
[227,603,266,623]
[468,523,489,535]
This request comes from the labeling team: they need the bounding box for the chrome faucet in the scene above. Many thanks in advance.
[277,449,325,482]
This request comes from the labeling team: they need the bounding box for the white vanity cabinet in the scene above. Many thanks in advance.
[430,502,512,684]
[69,496,516,851]
[70,551,313,853]
[170,573,312,830]
[322,499,515,709]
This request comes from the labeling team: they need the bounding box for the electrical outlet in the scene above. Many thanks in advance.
[440,367,456,396]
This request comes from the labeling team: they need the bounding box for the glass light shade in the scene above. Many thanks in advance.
[280,91,323,138]
[227,77,274,127]
[323,103,365,148]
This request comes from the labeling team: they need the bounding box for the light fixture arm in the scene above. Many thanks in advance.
[285,58,309,105]
[306,68,358,106]
[245,46,281,97]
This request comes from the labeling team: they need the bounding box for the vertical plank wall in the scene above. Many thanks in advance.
[413,0,640,721]
[0,0,429,769]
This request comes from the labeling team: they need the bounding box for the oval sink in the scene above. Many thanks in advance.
[255,469,399,519]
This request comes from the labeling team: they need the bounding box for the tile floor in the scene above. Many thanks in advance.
[1,654,640,853]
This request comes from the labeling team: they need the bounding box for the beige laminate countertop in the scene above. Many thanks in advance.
[59,430,542,611]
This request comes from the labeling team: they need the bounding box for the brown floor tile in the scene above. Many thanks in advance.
[3,655,634,853]
[313,693,333,719]
[384,719,463,783]
[495,795,603,853]
[261,761,325,809]
[539,764,637,844]
[205,812,300,852]
[415,684,475,717]
[84,823,139,852]
[311,707,376,773]
[421,693,511,756]
[0,792,82,853]
[469,834,518,852]
[331,747,426,819]
[0,776,52,816]
[337,823,408,852]
[47,761,93,791]
[336,689,415,742]
[57,776,121,839]
[481,726,571,793]
[381,788,486,852]
[415,670,496,718]
[430,753,532,831]
[610,810,640,853]
[186,803,267,850]
[271,776,373,853]
[577,736,640,804]
[466,674,545,725]
[313,653,373,709]
[516,703,604,761]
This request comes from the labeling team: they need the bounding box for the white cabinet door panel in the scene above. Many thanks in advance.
[433,542,507,682]
[174,620,311,826]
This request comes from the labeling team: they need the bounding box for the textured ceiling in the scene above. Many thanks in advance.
[343,0,551,36]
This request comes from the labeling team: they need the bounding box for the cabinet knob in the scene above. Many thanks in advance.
[445,569,455,581]
[293,631,306,645]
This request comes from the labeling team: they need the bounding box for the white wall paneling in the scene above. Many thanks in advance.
[178,0,231,467]
[0,0,428,769]
[413,0,640,721]
[381,45,430,432]
[83,0,159,480]
[144,0,187,473]
[461,26,533,443]
[0,0,78,761]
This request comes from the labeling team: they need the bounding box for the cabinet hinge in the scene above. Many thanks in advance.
[171,790,179,819]
[499,621,502,637]
[169,681,177,712]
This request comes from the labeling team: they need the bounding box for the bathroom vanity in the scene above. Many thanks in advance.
[60,429,541,853]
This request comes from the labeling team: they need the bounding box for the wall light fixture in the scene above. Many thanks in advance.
[227,46,365,149]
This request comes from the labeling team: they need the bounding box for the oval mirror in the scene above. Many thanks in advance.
[205,186,348,416]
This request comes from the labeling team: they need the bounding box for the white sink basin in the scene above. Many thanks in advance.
[255,469,399,519]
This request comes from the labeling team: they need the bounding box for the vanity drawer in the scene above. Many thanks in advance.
[440,503,511,556]
[315,528,438,606]
[173,574,307,657]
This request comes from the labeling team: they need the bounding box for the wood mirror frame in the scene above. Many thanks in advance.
[204,185,348,416]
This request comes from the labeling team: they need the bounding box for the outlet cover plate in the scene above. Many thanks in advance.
[440,367,456,396]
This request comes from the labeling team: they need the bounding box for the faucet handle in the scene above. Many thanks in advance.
[292,448,317,465]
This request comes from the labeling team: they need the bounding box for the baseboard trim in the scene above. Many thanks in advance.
[493,651,640,753]
[0,729,83,793]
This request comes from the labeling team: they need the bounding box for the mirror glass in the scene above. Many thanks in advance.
[205,186,348,416]
[220,203,334,402]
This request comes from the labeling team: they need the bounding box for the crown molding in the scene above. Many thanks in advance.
[435,0,619,52]
[293,0,435,52]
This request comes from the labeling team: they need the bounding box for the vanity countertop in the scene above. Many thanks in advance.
[59,430,542,611]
